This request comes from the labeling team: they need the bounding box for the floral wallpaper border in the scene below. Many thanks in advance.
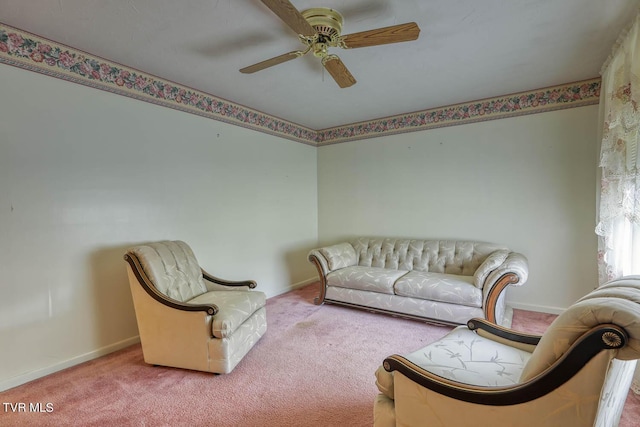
[0,22,600,147]
[316,78,601,145]
[0,23,317,145]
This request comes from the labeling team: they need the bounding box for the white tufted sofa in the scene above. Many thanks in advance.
[308,238,529,326]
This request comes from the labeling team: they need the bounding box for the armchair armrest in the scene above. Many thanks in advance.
[124,253,218,315]
[201,268,257,291]
[383,323,627,406]
[481,252,529,323]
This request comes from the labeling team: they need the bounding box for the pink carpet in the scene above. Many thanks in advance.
[1,283,639,426]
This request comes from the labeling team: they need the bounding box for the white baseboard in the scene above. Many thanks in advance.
[3,280,320,392]
[0,336,140,392]
[508,301,566,315]
[291,277,318,289]
[269,277,318,298]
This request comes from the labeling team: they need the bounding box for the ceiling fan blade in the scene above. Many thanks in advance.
[323,56,356,88]
[240,51,300,74]
[341,22,420,49]
[260,0,316,36]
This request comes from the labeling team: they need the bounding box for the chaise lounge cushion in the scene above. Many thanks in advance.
[403,326,531,386]
[374,325,533,401]
[394,272,482,307]
[326,266,408,294]
[188,291,267,339]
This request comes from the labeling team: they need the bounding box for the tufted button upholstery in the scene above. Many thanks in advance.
[351,238,507,275]
[128,240,207,302]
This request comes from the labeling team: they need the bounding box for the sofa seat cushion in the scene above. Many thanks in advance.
[401,326,531,387]
[187,290,266,339]
[326,266,409,295]
[394,271,482,308]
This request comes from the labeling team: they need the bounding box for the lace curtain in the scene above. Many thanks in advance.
[595,12,640,395]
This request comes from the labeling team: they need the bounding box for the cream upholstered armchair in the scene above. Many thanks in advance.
[374,276,640,427]
[124,240,267,374]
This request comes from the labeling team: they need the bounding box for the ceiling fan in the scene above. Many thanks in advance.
[240,0,421,88]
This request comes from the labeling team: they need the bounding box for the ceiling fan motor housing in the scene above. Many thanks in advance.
[301,8,344,56]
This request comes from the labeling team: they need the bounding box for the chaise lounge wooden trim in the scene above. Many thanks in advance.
[383,323,627,406]
[467,318,541,346]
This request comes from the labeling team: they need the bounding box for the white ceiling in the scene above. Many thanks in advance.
[0,0,638,129]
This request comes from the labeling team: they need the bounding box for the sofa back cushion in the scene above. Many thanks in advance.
[350,238,507,275]
[128,240,207,302]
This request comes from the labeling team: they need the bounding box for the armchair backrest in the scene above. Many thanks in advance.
[126,240,207,302]
[520,276,640,382]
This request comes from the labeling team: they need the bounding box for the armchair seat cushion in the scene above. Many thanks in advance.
[326,266,408,295]
[394,272,481,308]
[188,291,267,339]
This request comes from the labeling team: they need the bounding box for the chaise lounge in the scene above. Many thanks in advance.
[374,276,640,427]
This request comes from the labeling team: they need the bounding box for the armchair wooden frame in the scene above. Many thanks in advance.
[124,252,257,317]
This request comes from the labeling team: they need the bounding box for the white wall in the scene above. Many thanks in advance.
[0,63,318,390]
[0,58,601,391]
[318,106,599,313]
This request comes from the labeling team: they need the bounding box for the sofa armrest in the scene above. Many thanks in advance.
[308,243,358,275]
[481,252,529,323]
[308,249,332,277]
[308,243,357,305]
[308,250,332,306]
[473,250,510,288]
